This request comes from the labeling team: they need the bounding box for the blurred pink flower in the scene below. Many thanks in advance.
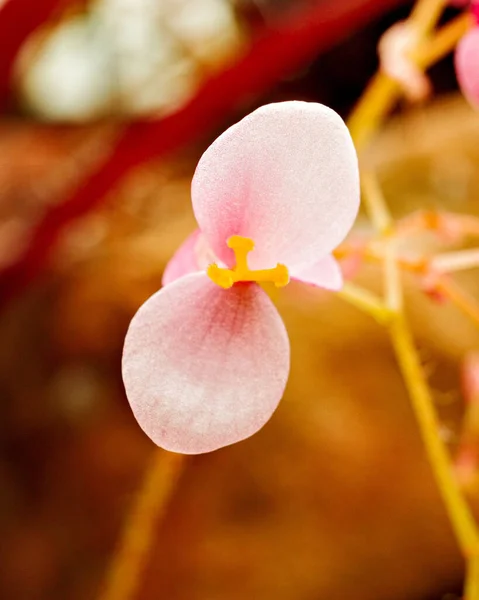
[122,101,359,454]
[452,0,479,107]
[456,25,479,108]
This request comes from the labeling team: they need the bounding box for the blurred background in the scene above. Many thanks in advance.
[1,0,479,599]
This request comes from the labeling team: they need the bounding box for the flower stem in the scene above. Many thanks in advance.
[432,249,479,274]
[348,10,471,148]
[98,451,185,600]
[337,282,393,324]
[339,261,479,557]
[465,556,479,600]
[384,244,402,313]
[389,312,479,556]
[396,210,479,240]
[409,0,447,38]
[412,12,474,69]
[348,159,479,596]
[436,276,479,330]
[361,171,394,234]
[383,252,479,557]
[347,73,397,149]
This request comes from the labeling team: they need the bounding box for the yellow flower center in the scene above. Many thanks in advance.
[207,235,289,289]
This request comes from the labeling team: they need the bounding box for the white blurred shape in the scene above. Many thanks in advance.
[170,0,240,61]
[20,17,114,121]
[18,0,241,121]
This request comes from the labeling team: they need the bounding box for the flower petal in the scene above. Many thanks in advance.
[162,229,202,286]
[162,230,224,286]
[192,101,360,271]
[122,273,290,454]
[291,254,343,291]
[456,27,479,109]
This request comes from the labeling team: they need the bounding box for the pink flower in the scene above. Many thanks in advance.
[454,2,479,107]
[122,101,359,454]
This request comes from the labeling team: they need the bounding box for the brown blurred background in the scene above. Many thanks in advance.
[1,1,478,599]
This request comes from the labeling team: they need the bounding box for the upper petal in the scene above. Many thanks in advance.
[122,273,290,454]
[191,101,360,271]
[291,254,343,291]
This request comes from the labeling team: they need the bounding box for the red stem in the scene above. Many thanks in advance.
[0,0,404,308]
[0,0,65,108]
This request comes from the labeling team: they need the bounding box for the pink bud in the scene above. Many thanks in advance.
[378,22,431,102]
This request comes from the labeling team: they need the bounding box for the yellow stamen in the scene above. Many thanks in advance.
[207,235,289,289]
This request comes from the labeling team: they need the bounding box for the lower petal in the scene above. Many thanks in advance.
[122,273,290,454]
[291,254,343,291]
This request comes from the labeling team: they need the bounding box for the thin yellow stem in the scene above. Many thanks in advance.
[343,157,479,571]
[361,171,402,310]
[340,270,479,558]
[99,451,185,600]
[340,262,479,555]
[409,0,446,38]
[348,73,397,149]
[380,240,479,554]
[389,312,479,556]
[436,276,479,330]
[335,241,428,275]
[413,12,474,69]
[432,249,479,274]
[396,210,479,240]
[361,171,394,234]
[345,0,479,591]
[465,554,479,599]
[337,282,393,324]
[348,11,471,149]
[384,244,402,313]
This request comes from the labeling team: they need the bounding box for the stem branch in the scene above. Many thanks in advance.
[348,11,471,148]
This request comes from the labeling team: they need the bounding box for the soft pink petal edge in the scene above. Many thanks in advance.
[191,101,360,271]
[162,229,202,286]
[291,254,343,291]
[162,229,227,286]
[122,272,290,454]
